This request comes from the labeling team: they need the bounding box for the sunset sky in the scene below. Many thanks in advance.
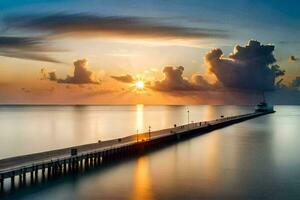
[0,0,299,104]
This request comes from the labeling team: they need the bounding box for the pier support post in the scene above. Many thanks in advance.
[98,152,101,164]
[0,174,3,191]
[0,180,3,192]
[35,166,38,181]
[42,165,45,179]
[53,163,57,176]
[22,170,26,184]
[63,160,67,174]
[107,150,111,161]
[74,159,78,172]
[99,152,103,164]
[97,153,101,165]
[68,159,71,172]
[87,155,90,167]
[47,165,51,178]
[11,172,15,187]
[76,159,79,171]
[176,133,181,140]
[84,157,88,168]
[58,162,61,175]
[71,158,74,171]
[111,149,114,159]
[101,151,105,162]
[30,170,34,182]
[88,155,91,167]
[92,155,95,166]
[79,158,82,169]
[19,174,22,185]
[19,174,23,185]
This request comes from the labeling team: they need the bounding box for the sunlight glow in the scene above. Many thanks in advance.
[135,80,145,90]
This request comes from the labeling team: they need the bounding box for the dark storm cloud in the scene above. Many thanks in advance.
[58,59,100,84]
[5,14,228,39]
[0,36,42,50]
[151,66,211,91]
[111,74,134,83]
[205,40,285,91]
[0,36,61,63]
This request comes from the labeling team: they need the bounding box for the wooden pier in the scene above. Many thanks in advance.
[0,111,274,191]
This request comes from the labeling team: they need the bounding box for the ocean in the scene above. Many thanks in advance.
[1,105,300,199]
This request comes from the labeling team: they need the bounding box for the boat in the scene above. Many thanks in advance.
[255,101,274,112]
[255,92,274,112]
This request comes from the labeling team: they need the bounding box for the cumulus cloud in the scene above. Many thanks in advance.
[191,74,215,89]
[49,72,57,81]
[5,14,228,40]
[40,68,58,81]
[0,36,61,63]
[40,68,49,80]
[289,55,298,62]
[111,74,134,83]
[205,40,285,91]
[151,66,211,91]
[151,66,192,91]
[57,59,100,84]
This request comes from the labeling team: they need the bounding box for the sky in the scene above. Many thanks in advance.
[0,0,299,104]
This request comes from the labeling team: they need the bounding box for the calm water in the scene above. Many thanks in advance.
[1,105,300,199]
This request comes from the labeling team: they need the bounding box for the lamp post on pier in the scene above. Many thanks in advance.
[136,129,139,142]
[186,107,190,129]
[148,126,151,141]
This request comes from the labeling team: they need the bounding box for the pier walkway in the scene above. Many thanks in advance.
[0,111,274,191]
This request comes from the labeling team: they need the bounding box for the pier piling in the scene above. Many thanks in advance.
[0,175,3,191]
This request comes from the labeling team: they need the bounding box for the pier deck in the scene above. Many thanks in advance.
[0,111,274,190]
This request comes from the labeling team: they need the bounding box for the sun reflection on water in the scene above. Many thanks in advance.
[131,156,153,200]
[135,104,144,133]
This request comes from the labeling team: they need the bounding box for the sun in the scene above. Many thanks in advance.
[135,80,145,90]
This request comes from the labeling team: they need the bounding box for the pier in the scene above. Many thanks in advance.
[0,111,274,192]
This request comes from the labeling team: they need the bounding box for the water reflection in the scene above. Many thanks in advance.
[1,106,300,199]
[0,105,254,159]
[131,156,153,200]
[202,133,220,183]
[135,104,144,133]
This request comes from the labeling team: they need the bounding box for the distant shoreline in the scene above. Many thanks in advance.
[0,104,299,106]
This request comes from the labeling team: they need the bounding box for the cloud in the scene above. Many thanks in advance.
[40,68,58,81]
[49,72,57,81]
[205,40,285,91]
[40,68,49,80]
[0,36,61,63]
[111,74,134,83]
[289,55,298,62]
[151,66,192,91]
[58,59,100,84]
[5,14,228,40]
[191,74,216,89]
[150,66,211,91]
